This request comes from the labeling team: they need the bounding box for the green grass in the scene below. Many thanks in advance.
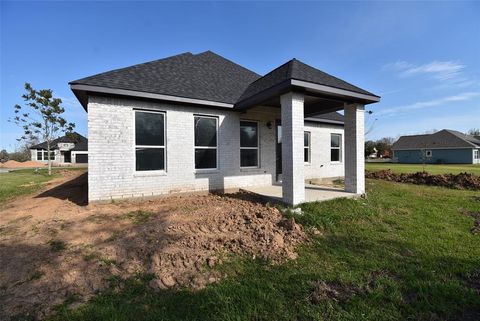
[366,162,480,175]
[122,210,155,225]
[48,180,480,321]
[0,167,84,205]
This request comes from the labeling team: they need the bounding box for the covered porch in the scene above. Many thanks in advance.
[235,59,380,205]
[242,183,358,204]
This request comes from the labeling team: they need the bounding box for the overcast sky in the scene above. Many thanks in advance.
[1,1,479,151]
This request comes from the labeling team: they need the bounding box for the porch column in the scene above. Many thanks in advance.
[281,92,305,205]
[344,103,365,194]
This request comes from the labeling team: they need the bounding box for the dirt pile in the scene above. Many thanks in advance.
[366,170,480,190]
[0,160,47,168]
[0,172,307,320]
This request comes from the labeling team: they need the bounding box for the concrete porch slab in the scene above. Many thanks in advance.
[241,184,359,204]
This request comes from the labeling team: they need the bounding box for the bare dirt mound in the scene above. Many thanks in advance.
[0,172,307,320]
[366,170,480,190]
[0,160,47,168]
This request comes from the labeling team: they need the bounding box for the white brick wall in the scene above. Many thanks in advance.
[280,92,305,205]
[87,96,345,201]
[344,104,365,194]
[304,122,345,179]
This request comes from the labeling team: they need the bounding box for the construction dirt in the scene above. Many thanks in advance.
[366,170,480,190]
[0,171,307,320]
[0,160,47,169]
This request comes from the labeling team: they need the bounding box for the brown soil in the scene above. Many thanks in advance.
[308,280,360,305]
[0,160,47,168]
[366,170,480,190]
[0,171,306,320]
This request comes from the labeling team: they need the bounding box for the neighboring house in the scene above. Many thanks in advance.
[30,132,88,165]
[392,129,480,164]
[70,51,380,204]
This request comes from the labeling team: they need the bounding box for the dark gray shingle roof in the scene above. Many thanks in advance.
[30,132,88,151]
[392,129,480,150]
[70,51,378,108]
[237,59,378,104]
[70,51,261,104]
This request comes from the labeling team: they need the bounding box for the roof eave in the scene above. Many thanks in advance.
[235,79,380,110]
[69,83,235,112]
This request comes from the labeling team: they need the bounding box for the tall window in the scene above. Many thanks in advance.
[135,110,165,171]
[37,151,43,161]
[475,149,479,160]
[240,121,259,168]
[194,116,217,169]
[304,132,311,163]
[43,150,54,160]
[331,134,342,162]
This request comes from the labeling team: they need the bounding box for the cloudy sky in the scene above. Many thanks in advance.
[1,1,479,151]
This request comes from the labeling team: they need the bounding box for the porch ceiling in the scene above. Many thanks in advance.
[260,93,347,117]
[234,79,380,117]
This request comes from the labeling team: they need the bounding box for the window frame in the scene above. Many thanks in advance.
[240,120,260,169]
[425,150,433,157]
[194,115,219,171]
[43,150,55,160]
[133,109,167,173]
[474,149,479,160]
[330,133,342,163]
[37,150,43,161]
[304,131,311,164]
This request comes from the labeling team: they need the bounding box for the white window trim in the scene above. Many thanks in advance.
[194,115,219,172]
[474,149,479,160]
[330,133,342,163]
[37,150,43,161]
[240,120,260,169]
[133,109,167,174]
[425,150,433,157]
[304,131,311,164]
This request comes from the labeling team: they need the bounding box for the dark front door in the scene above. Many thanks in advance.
[63,151,71,163]
[275,121,282,181]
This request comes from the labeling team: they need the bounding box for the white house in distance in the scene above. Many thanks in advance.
[69,51,380,204]
[30,132,88,165]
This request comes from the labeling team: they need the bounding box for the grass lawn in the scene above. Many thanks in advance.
[48,180,480,321]
[366,162,480,175]
[0,168,83,205]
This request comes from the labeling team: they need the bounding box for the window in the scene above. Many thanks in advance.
[331,134,342,162]
[240,121,259,168]
[43,150,54,160]
[194,116,217,170]
[304,132,311,163]
[37,151,43,161]
[425,150,432,157]
[474,149,479,160]
[135,110,165,171]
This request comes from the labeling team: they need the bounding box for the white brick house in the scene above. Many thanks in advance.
[30,132,88,165]
[70,51,380,204]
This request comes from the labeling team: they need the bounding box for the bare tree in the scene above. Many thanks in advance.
[11,83,75,175]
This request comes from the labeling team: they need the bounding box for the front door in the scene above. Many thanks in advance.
[275,121,282,182]
[63,151,71,163]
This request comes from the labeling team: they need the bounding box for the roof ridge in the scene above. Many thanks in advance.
[291,59,379,97]
[194,50,261,77]
[244,58,296,87]
[69,52,193,84]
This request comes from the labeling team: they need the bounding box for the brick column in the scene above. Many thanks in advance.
[344,103,365,194]
[281,92,305,205]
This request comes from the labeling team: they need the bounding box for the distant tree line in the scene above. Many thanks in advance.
[365,137,395,159]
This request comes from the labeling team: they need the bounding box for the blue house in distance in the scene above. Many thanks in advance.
[392,129,480,164]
